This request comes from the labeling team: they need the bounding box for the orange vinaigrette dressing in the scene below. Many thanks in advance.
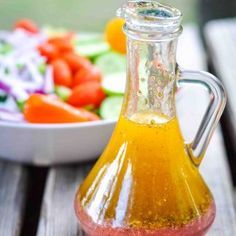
[75,111,215,235]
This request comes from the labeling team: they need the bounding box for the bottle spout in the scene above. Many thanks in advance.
[117,1,182,37]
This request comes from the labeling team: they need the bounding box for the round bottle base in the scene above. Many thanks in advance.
[75,201,216,236]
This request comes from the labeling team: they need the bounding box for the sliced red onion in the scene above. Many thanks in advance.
[0,31,11,41]
[0,78,29,101]
[0,29,56,122]
[7,29,45,51]
[11,87,29,101]
[0,108,24,122]
[0,80,11,93]
[0,96,19,112]
[43,66,54,94]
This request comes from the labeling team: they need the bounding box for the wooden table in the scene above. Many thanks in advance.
[0,25,236,236]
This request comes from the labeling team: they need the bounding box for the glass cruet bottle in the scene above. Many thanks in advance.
[75,1,226,235]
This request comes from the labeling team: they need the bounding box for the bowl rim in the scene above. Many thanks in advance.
[0,119,117,130]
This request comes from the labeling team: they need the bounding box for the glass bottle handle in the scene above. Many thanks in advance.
[178,69,227,166]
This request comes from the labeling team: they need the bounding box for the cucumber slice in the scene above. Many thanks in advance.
[102,72,126,95]
[95,52,126,75]
[55,86,72,102]
[100,96,123,119]
[76,33,103,44]
[74,33,110,58]
[75,40,110,58]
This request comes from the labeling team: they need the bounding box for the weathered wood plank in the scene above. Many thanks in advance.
[37,25,236,235]
[204,19,236,183]
[36,164,92,236]
[205,19,236,129]
[203,128,236,235]
[0,161,28,236]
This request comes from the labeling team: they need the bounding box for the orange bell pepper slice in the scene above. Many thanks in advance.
[24,94,100,123]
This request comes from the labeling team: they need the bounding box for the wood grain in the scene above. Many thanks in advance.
[203,128,236,235]
[0,161,28,236]
[36,164,93,236]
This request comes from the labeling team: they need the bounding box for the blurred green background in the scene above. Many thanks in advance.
[0,0,197,31]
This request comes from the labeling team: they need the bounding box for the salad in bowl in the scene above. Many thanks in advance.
[0,18,126,165]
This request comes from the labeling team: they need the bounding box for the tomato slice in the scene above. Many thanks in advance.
[51,59,73,87]
[68,81,106,108]
[73,65,101,87]
[48,37,73,54]
[63,52,91,73]
[15,19,39,34]
[38,42,60,62]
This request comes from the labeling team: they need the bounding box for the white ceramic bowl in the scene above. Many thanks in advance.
[0,120,116,165]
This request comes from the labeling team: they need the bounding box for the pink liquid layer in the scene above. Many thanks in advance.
[75,202,216,236]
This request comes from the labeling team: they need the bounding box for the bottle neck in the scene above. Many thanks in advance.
[123,36,179,122]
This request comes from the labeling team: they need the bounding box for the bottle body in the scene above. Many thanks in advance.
[75,112,216,235]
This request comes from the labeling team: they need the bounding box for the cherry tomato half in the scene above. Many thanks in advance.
[51,59,72,87]
[15,19,39,34]
[68,81,106,108]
